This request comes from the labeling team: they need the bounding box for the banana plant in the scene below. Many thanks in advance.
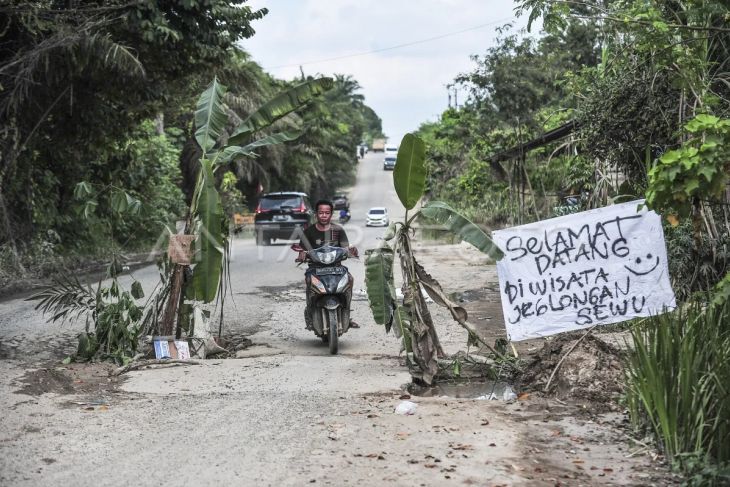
[364,133,505,385]
[160,76,333,335]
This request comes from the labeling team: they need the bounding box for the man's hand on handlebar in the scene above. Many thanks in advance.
[291,244,306,263]
[348,246,359,258]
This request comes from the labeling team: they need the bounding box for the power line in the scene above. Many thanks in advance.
[264,17,515,70]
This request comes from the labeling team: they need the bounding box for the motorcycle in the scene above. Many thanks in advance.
[338,210,351,224]
[294,244,353,354]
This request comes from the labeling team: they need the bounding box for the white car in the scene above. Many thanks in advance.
[366,207,389,227]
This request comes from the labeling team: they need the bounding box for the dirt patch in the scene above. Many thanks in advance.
[237,283,302,302]
[15,361,125,397]
[222,331,254,352]
[0,333,79,361]
[517,333,625,411]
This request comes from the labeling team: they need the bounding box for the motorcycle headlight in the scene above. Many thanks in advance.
[310,275,327,294]
[318,250,337,264]
[335,273,350,293]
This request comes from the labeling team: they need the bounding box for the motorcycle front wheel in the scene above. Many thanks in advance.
[328,308,339,355]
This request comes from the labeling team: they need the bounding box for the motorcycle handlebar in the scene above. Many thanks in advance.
[292,246,359,262]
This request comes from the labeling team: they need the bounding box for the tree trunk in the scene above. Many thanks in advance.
[161,265,184,336]
[154,112,165,136]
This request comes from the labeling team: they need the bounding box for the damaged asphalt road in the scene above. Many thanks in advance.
[0,155,676,486]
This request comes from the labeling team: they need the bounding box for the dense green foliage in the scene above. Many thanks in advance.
[1,1,267,244]
[0,2,381,287]
[647,115,730,217]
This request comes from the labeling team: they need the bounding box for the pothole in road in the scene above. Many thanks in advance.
[237,284,304,303]
[408,380,517,401]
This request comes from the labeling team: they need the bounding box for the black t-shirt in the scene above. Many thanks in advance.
[299,224,349,251]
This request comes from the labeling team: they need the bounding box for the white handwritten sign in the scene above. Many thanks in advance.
[493,200,676,341]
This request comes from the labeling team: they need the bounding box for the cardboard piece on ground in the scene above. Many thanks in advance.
[175,340,191,360]
[153,339,171,359]
[153,338,191,360]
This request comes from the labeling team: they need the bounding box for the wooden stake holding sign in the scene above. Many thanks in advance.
[161,235,195,336]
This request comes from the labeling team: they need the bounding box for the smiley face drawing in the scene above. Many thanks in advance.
[625,253,660,276]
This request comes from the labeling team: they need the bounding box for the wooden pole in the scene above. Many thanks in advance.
[161,265,184,336]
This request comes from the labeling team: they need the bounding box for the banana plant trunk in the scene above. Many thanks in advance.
[161,265,184,336]
[397,231,442,383]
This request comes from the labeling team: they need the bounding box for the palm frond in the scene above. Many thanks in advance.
[82,32,145,77]
[27,276,97,324]
[1,25,144,118]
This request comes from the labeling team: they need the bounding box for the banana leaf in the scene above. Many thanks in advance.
[190,159,224,303]
[228,77,333,145]
[110,190,128,214]
[382,222,397,241]
[364,247,396,329]
[195,77,228,155]
[215,130,303,164]
[393,133,426,210]
[420,201,504,260]
[393,304,413,354]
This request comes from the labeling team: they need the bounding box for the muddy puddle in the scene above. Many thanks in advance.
[408,380,517,401]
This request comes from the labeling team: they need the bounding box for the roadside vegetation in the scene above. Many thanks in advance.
[413,0,729,481]
[0,1,384,291]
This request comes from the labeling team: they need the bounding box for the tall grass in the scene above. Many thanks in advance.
[624,299,730,476]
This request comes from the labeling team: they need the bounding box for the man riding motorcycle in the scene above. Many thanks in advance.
[295,199,359,329]
[338,208,351,223]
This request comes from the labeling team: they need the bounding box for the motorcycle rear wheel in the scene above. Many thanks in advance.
[328,308,339,355]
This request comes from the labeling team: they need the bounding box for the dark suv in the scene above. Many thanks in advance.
[332,194,349,210]
[254,192,313,245]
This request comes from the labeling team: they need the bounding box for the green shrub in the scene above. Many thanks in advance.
[664,218,730,302]
[624,299,730,476]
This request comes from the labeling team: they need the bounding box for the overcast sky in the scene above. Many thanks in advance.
[241,0,532,145]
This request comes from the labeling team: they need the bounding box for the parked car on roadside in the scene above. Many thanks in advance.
[383,155,396,170]
[254,192,313,245]
[366,207,389,227]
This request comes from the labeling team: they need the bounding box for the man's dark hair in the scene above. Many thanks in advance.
[315,199,334,212]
